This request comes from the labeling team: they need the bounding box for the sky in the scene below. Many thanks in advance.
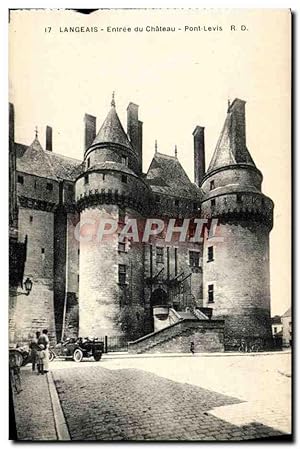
[9,8,291,315]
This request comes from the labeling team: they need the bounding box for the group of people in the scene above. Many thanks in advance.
[29,329,50,375]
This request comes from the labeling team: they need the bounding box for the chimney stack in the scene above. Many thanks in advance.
[193,126,205,186]
[228,98,246,158]
[9,103,15,145]
[46,126,53,152]
[127,103,142,173]
[84,113,96,151]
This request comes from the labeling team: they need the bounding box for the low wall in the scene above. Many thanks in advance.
[128,319,224,354]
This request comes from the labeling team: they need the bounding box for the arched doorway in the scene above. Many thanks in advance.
[150,288,168,331]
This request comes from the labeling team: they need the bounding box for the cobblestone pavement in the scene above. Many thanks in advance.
[12,370,57,440]
[12,352,291,441]
[52,353,291,441]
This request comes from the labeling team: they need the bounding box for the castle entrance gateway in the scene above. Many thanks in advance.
[150,288,170,332]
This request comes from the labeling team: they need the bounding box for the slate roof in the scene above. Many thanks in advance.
[207,99,256,173]
[146,152,201,199]
[91,105,133,150]
[282,307,291,318]
[16,138,83,182]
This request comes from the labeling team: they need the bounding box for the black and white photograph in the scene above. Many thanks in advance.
[8,7,292,442]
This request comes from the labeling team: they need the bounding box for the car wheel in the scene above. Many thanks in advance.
[73,349,83,363]
[94,352,102,362]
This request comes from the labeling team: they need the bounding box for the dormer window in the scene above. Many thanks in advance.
[46,182,53,191]
[87,157,90,168]
[211,199,216,207]
[84,174,89,185]
[121,174,127,183]
[121,155,128,166]
[237,194,242,203]
[210,180,215,191]
[17,175,24,184]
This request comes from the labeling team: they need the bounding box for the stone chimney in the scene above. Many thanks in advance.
[84,113,96,151]
[46,126,53,152]
[9,103,15,145]
[228,99,246,158]
[127,103,142,173]
[193,126,205,186]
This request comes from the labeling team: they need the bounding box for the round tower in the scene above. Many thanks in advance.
[75,95,150,339]
[201,99,274,350]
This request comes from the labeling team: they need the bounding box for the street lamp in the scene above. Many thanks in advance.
[24,277,33,296]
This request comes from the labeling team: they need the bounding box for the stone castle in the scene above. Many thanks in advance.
[9,95,274,352]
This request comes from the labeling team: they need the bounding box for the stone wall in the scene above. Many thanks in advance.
[202,220,272,349]
[128,319,224,354]
[9,206,56,345]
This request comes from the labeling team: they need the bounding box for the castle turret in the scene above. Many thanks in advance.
[201,98,274,350]
[75,94,149,339]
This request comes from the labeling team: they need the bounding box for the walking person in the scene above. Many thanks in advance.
[190,341,195,355]
[38,329,50,373]
[29,331,40,372]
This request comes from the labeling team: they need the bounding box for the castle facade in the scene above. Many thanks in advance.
[9,95,274,351]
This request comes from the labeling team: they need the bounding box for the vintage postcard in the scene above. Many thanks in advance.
[8,8,292,441]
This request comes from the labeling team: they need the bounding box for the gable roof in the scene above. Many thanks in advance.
[282,307,291,318]
[16,138,83,182]
[207,98,256,173]
[146,152,201,199]
[91,105,133,150]
[16,137,58,180]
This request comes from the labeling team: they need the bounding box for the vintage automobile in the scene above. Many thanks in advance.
[50,337,104,362]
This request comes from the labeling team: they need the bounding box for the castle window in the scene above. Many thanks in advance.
[102,173,106,181]
[77,274,80,283]
[34,180,37,189]
[274,327,277,334]
[208,284,214,303]
[46,182,53,191]
[78,248,80,256]
[118,264,126,285]
[121,174,127,183]
[210,180,215,190]
[118,241,126,252]
[17,175,24,184]
[121,155,128,166]
[87,157,90,168]
[208,246,214,262]
[211,199,216,207]
[41,248,45,254]
[175,199,179,207]
[84,174,89,184]
[189,250,200,268]
[156,247,164,264]
[237,194,242,203]
[119,207,126,224]
[29,216,33,223]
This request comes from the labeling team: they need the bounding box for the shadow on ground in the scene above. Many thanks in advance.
[53,366,287,441]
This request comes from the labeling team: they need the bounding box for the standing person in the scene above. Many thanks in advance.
[38,329,50,373]
[29,331,40,372]
[190,341,195,355]
[37,344,45,375]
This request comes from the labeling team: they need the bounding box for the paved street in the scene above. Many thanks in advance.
[12,351,292,441]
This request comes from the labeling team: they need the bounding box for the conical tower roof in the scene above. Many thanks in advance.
[91,96,133,151]
[207,98,256,174]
